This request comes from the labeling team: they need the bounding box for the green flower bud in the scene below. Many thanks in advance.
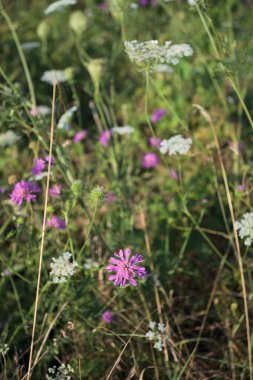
[69,11,87,35]
[71,180,83,199]
[89,186,105,205]
[86,59,105,90]
[37,20,50,40]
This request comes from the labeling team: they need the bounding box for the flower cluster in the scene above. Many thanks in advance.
[41,70,67,85]
[47,215,66,230]
[235,212,253,246]
[107,248,146,287]
[124,40,193,71]
[160,135,192,155]
[145,321,169,352]
[10,181,40,207]
[46,363,74,380]
[49,252,78,283]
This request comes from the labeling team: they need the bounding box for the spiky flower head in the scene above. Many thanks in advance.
[89,186,105,205]
[10,181,40,207]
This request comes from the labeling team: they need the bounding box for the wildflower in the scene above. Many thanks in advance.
[49,184,62,198]
[29,106,50,117]
[41,70,67,85]
[0,131,19,147]
[89,186,105,205]
[104,191,117,204]
[112,126,135,135]
[32,158,45,176]
[10,181,40,207]
[70,180,83,198]
[45,155,56,165]
[170,169,179,180]
[139,0,157,6]
[236,184,246,193]
[46,363,74,379]
[188,0,196,5]
[153,64,174,73]
[99,130,112,147]
[151,108,166,123]
[102,310,114,323]
[69,11,87,35]
[142,152,160,169]
[149,136,161,147]
[106,248,146,287]
[47,215,67,230]
[124,40,193,72]
[86,59,105,89]
[44,0,77,15]
[49,252,78,283]
[160,135,192,155]
[145,321,169,352]
[73,130,88,143]
[235,212,253,246]
[57,106,78,130]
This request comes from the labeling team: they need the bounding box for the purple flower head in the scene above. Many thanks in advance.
[151,108,166,124]
[139,0,157,6]
[236,184,246,193]
[49,184,62,198]
[102,310,113,324]
[149,136,161,148]
[142,152,160,169]
[47,215,66,230]
[107,248,146,287]
[73,130,88,143]
[170,169,179,180]
[99,130,112,147]
[45,155,56,165]
[10,181,41,207]
[32,158,46,176]
[105,191,117,204]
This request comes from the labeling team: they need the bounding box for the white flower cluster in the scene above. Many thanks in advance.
[44,0,77,15]
[124,40,193,71]
[145,321,169,352]
[0,131,19,147]
[50,252,78,283]
[235,212,253,246]
[160,134,192,155]
[41,70,67,85]
[57,106,78,130]
[46,363,74,380]
[112,126,135,135]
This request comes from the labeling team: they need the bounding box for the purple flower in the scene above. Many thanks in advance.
[142,152,160,169]
[151,108,166,124]
[10,181,41,207]
[139,0,157,6]
[47,215,66,230]
[107,248,146,287]
[102,310,113,324]
[32,158,46,176]
[170,169,179,180]
[73,130,88,143]
[45,155,56,165]
[0,187,5,194]
[49,184,62,198]
[105,191,117,204]
[236,184,246,193]
[149,136,161,148]
[99,130,112,147]
[98,2,108,11]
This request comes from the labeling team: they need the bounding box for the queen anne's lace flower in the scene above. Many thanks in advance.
[112,126,135,135]
[160,135,192,155]
[145,321,169,352]
[50,252,78,283]
[41,70,67,85]
[46,363,74,380]
[235,212,253,246]
[124,40,193,71]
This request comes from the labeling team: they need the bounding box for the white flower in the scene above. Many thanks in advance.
[160,135,192,155]
[188,0,196,5]
[153,64,174,74]
[145,330,155,340]
[235,212,253,246]
[57,106,78,130]
[44,0,77,15]
[0,131,19,147]
[112,126,135,135]
[46,363,74,380]
[49,252,78,283]
[148,320,156,330]
[146,320,169,352]
[157,323,166,333]
[124,40,193,71]
[154,340,163,351]
[41,70,67,85]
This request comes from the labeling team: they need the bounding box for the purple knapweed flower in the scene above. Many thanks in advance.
[107,248,146,287]
[102,310,113,324]
[10,181,41,207]
[47,215,66,230]
[170,169,179,180]
[99,130,112,147]
[142,153,160,169]
[32,158,46,176]
[45,155,56,165]
[236,184,246,193]
[104,191,117,204]
[73,130,88,143]
[149,136,161,148]
[151,108,166,124]
[49,184,62,198]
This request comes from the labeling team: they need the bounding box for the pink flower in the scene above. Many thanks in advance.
[99,130,112,147]
[73,130,88,143]
[151,108,166,124]
[47,215,66,230]
[104,192,117,204]
[102,310,113,323]
[10,181,41,207]
[236,184,246,193]
[107,248,146,287]
[149,137,161,148]
[32,158,46,176]
[45,155,56,165]
[49,184,62,198]
[139,0,157,6]
[170,169,179,180]
[142,153,160,169]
